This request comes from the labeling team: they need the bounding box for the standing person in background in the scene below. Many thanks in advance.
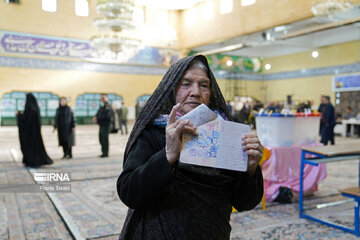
[319,95,336,145]
[93,94,112,158]
[111,103,119,133]
[17,93,53,167]
[343,106,355,137]
[253,100,263,112]
[119,101,128,135]
[357,112,360,138]
[318,99,326,134]
[135,102,141,120]
[53,97,75,159]
[243,101,251,123]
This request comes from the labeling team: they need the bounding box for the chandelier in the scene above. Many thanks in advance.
[90,0,141,63]
[311,0,354,17]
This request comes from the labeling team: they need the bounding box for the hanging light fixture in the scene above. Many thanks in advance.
[93,16,136,32]
[96,0,135,17]
[90,33,140,62]
[90,0,141,63]
[311,0,354,17]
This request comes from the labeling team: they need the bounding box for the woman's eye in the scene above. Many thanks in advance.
[183,83,190,86]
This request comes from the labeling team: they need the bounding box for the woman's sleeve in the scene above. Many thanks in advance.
[70,110,75,128]
[117,130,174,209]
[231,165,264,212]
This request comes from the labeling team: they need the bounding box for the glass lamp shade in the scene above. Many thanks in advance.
[96,0,135,18]
[93,15,136,32]
[311,0,353,16]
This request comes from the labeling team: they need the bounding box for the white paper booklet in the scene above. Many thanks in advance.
[180,104,250,172]
[180,103,218,127]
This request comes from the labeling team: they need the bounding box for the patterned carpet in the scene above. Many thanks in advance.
[46,177,126,239]
[230,196,358,240]
[1,125,360,239]
[0,162,73,239]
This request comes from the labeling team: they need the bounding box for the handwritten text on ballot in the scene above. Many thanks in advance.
[180,104,250,172]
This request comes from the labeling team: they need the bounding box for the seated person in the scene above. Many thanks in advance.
[343,106,355,120]
[344,106,355,136]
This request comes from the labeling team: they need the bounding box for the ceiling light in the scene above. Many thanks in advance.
[274,25,287,32]
[265,64,271,70]
[311,0,353,17]
[226,60,233,66]
[90,0,141,63]
[312,51,319,58]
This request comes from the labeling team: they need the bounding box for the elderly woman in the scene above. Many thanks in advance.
[117,55,263,239]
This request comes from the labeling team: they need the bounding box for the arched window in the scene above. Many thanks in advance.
[1,91,59,126]
[75,0,89,17]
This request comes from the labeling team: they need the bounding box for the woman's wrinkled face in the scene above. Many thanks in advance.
[175,66,211,114]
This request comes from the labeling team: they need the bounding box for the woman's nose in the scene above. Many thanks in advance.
[189,84,200,96]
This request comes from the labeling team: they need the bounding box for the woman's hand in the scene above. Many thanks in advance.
[242,133,263,177]
[165,104,197,166]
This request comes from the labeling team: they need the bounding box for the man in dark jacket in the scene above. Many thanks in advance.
[54,97,75,159]
[93,94,112,157]
[319,95,336,145]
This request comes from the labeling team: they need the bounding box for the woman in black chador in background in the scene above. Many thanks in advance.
[54,97,75,159]
[17,93,53,167]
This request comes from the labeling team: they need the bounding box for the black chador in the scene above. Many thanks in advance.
[117,55,263,239]
[17,93,53,167]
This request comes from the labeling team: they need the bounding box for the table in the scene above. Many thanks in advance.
[299,144,360,236]
[341,119,360,137]
[262,145,327,202]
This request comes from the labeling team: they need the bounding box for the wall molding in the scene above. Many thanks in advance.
[262,63,360,81]
[0,55,359,80]
[0,56,168,75]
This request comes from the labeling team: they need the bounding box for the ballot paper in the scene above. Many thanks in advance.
[180,104,250,172]
[180,103,218,127]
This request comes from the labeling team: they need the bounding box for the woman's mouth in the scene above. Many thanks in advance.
[186,102,201,107]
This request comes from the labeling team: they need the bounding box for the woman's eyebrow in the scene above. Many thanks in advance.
[182,78,192,82]
[200,79,210,84]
